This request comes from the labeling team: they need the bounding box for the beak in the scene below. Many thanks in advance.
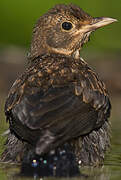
[83,17,117,32]
[91,17,117,29]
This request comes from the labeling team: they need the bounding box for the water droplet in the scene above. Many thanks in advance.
[78,160,81,165]
[31,159,38,167]
[53,165,56,170]
[50,150,55,155]
[43,160,47,164]
[60,150,66,155]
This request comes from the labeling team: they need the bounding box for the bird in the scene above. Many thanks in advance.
[3,4,116,167]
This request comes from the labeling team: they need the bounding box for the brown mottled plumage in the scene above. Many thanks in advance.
[3,4,116,166]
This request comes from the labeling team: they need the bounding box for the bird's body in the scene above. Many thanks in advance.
[2,4,116,167]
[5,54,110,154]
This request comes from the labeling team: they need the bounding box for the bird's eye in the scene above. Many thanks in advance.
[62,22,73,31]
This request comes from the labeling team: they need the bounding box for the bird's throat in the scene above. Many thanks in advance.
[72,50,80,59]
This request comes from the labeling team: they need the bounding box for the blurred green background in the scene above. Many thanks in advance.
[0,0,120,51]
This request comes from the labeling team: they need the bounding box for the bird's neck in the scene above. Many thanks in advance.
[28,50,82,65]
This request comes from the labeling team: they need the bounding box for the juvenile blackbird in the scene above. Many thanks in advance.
[4,4,117,166]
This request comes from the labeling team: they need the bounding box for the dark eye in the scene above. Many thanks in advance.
[62,22,73,31]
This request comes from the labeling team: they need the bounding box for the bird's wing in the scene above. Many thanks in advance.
[5,61,111,154]
[5,83,110,154]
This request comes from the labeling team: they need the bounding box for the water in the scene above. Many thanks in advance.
[0,95,121,180]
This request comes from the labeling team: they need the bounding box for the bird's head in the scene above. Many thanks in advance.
[29,4,117,59]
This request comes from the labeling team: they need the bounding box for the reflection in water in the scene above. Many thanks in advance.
[0,96,121,180]
[0,164,112,180]
[19,145,80,177]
